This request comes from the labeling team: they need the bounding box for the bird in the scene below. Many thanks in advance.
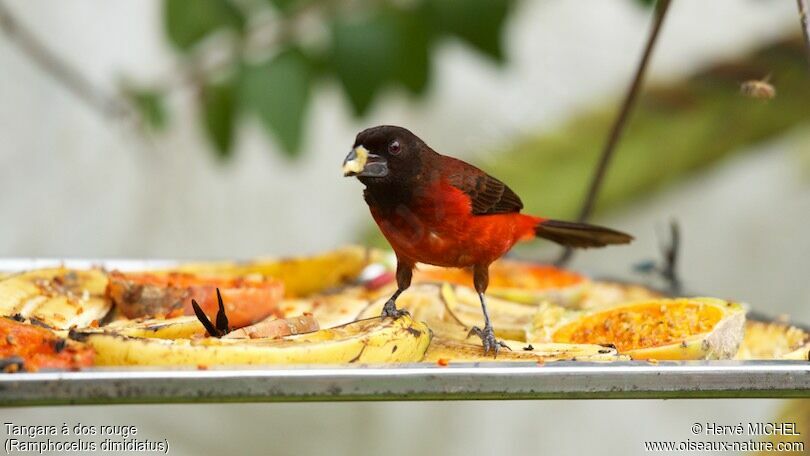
[343,125,633,355]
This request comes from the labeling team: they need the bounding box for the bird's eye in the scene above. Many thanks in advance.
[388,140,401,155]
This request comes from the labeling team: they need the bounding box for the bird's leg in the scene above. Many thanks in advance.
[467,265,510,357]
[466,293,510,357]
[381,260,412,319]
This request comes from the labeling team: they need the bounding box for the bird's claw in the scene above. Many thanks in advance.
[467,325,510,357]
[380,299,410,319]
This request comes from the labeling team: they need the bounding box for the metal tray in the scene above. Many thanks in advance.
[1,259,809,406]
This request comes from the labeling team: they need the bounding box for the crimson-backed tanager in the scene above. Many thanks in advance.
[343,125,632,354]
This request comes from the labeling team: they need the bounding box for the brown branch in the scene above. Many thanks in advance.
[0,0,132,119]
[798,0,810,68]
[555,0,672,266]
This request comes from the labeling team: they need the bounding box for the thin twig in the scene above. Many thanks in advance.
[631,219,682,294]
[0,0,132,119]
[555,0,672,266]
[798,0,810,68]
[658,219,681,294]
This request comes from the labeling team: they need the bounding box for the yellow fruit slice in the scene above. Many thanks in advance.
[75,315,431,366]
[0,268,110,329]
[412,260,662,312]
[359,283,539,341]
[574,281,664,311]
[414,261,586,306]
[279,290,374,329]
[172,246,374,298]
[358,284,467,337]
[101,316,206,339]
[440,284,538,341]
[102,313,320,340]
[551,298,745,360]
[736,320,810,360]
[424,337,625,363]
[355,284,624,361]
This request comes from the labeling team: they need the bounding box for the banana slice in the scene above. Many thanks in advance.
[0,268,110,329]
[735,320,810,360]
[359,284,539,341]
[441,285,539,341]
[414,261,588,307]
[74,315,431,366]
[101,316,205,339]
[101,313,321,340]
[424,337,625,363]
[172,246,376,298]
[279,290,373,329]
[358,284,463,333]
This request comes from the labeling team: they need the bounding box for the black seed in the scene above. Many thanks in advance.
[53,338,67,353]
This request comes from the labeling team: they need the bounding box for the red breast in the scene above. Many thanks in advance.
[370,179,540,267]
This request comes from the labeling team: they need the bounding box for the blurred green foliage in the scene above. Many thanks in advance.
[125,88,168,131]
[165,0,245,51]
[131,0,515,159]
[242,49,313,155]
[202,78,238,156]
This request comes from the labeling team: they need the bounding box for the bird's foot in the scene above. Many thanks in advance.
[467,325,510,357]
[380,299,410,319]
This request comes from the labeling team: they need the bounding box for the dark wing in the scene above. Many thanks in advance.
[445,158,523,215]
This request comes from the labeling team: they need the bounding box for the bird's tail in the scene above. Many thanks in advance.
[534,219,633,248]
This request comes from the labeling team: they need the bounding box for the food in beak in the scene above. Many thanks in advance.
[343,146,369,176]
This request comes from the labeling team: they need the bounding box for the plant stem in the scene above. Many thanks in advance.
[0,1,132,119]
[555,0,672,266]
[798,0,810,68]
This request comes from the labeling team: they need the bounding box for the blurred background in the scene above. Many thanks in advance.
[1,0,809,454]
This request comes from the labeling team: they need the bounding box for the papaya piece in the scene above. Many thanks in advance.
[552,298,745,360]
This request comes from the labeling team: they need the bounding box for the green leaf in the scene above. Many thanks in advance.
[164,0,244,52]
[395,8,432,95]
[331,14,398,115]
[634,0,657,7]
[330,8,432,115]
[427,0,513,62]
[241,50,312,156]
[127,89,167,131]
[201,79,238,158]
